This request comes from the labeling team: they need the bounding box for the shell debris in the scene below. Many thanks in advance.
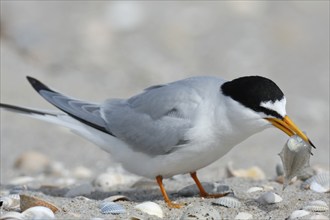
[303,172,330,193]
[212,196,241,208]
[20,194,59,213]
[279,135,312,189]
[303,200,329,212]
[288,210,310,219]
[257,192,283,204]
[22,206,55,219]
[0,194,20,210]
[246,186,263,193]
[226,163,266,180]
[99,201,126,214]
[0,211,25,220]
[134,201,163,218]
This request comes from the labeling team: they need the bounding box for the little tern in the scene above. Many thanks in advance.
[0,76,315,208]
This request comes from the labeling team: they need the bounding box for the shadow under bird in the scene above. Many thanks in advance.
[0,75,315,208]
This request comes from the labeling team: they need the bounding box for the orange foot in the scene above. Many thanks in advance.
[190,172,230,199]
[199,192,230,198]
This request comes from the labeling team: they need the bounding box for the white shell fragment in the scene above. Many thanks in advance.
[304,172,330,193]
[310,214,330,220]
[279,135,312,189]
[289,210,310,219]
[0,194,20,210]
[257,192,283,204]
[246,186,263,193]
[102,195,130,202]
[212,196,241,208]
[303,200,329,212]
[134,201,164,218]
[226,163,266,180]
[22,206,55,219]
[180,205,221,220]
[235,212,253,219]
[0,211,24,220]
[99,201,126,214]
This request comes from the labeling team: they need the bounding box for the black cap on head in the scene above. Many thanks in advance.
[221,76,285,118]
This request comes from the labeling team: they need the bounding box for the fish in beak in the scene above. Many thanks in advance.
[266,116,315,149]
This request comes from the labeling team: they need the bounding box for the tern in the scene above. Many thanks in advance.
[0,76,315,208]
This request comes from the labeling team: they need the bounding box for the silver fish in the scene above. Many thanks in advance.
[279,134,312,189]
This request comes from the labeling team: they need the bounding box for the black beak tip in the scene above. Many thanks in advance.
[309,140,316,149]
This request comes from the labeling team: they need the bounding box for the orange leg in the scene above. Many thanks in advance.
[156,175,182,208]
[190,172,228,198]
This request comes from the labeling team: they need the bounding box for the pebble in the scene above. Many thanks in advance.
[177,182,214,197]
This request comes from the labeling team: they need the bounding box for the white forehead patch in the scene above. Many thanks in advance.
[260,97,287,117]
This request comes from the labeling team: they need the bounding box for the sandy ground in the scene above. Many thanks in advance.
[1,1,329,219]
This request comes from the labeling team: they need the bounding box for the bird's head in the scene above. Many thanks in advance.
[221,75,315,148]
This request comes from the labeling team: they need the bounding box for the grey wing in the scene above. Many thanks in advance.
[27,77,112,135]
[101,83,202,156]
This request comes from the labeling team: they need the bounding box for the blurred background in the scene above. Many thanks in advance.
[1,1,329,183]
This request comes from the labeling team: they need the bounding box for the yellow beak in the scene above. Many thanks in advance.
[266,116,315,148]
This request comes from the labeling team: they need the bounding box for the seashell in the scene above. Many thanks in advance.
[246,186,263,193]
[0,211,24,220]
[279,135,312,189]
[14,151,50,174]
[289,210,310,219]
[180,205,221,220]
[235,212,253,219]
[304,172,330,193]
[177,182,214,197]
[22,206,55,219]
[257,192,283,204]
[64,183,94,197]
[0,194,20,210]
[102,195,130,202]
[93,173,125,191]
[303,200,329,212]
[20,194,59,213]
[226,163,265,180]
[134,201,163,218]
[99,201,126,214]
[309,214,330,220]
[212,196,241,208]
[72,166,92,179]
